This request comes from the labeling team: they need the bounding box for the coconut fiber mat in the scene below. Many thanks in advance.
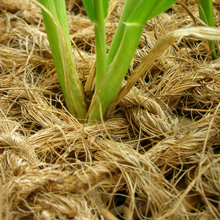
[1,0,220,219]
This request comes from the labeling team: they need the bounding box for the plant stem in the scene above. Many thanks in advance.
[106,0,139,68]
[210,40,218,59]
[39,0,87,121]
[94,0,107,88]
[88,23,144,123]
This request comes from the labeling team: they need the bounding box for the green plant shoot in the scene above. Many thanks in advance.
[87,0,178,123]
[37,0,179,124]
[198,0,218,59]
[82,0,109,88]
[39,0,87,120]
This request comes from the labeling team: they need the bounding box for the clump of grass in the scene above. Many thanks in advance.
[33,0,178,123]
[33,0,220,124]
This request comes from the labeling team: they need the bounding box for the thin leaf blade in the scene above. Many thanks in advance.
[198,0,216,26]
[107,0,140,67]
[82,0,95,22]
[127,0,177,25]
[198,4,209,24]
[38,0,87,120]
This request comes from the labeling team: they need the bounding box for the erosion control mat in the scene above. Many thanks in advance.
[1,0,220,219]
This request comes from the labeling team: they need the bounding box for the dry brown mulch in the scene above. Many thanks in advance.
[1,0,220,219]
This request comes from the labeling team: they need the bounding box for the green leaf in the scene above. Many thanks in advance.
[198,0,216,26]
[102,0,109,19]
[107,0,140,67]
[38,0,87,120]
[82,0,109,23]
[82,0,95,22]
[198,0,217,60]
[198,4,209,25]
[127,0,177,25]
[107,0,177,68]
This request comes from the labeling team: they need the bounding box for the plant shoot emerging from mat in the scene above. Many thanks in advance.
[37,0,178,123]
[36,0,220,124]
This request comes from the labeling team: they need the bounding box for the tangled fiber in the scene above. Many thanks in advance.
[1,0,220,219]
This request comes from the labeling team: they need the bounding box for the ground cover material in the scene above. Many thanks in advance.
[1,0,220,219]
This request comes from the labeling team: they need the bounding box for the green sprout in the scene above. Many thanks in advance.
[37,0,178,123]
[87,0,179,123]
[38,0,87,121]
[198,0,218,59]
